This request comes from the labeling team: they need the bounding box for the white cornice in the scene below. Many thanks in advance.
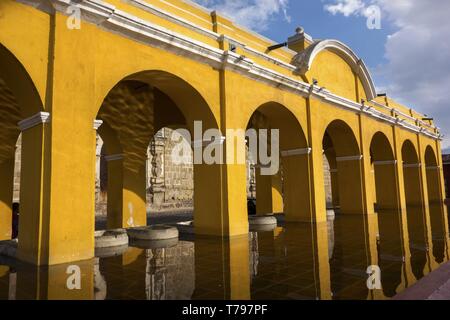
[336,155,363,162]
[292,39,377,101]
[281,148,312,157]
[403,163,422,168]
[373,160,397,166]
[29,0,440,141]
[18,112,51,131]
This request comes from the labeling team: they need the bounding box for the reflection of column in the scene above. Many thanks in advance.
[16,260,95,300]
[149,130,166,207]
[94,258,106,300]
[193,236,250,300]
[249,233,259,277]
[145,248,166,300]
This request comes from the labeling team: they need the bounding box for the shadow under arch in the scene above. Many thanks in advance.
[370,132,404,297]
[246,101,311,221]
[401,140,428,280]
[94,69,224,235]
[424,146,447,264]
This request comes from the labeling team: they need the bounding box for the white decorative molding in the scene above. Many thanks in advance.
[291,39,377,100]
[24,0,440,141]
[18,112,51,131]
[373,160,398,166]
[426,166,441,170]
[93,119,103,130]
[281,147,311,157]
[336,155,363,162]
[403,163,422,168]
[192,136,226,148]
[105,154,124,162]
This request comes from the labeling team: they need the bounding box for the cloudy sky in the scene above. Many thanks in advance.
[193,0,450,153]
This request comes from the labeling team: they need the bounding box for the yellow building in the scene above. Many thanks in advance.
[0,0,448,268]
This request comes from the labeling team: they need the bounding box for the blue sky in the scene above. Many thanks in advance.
[193,0,450,154]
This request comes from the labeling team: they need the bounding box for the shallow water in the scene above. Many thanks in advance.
[0,205,449,300]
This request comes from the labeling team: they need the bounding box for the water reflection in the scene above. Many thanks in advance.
[376,210,405,298]
[0,205,449,300]
[406,206,429,280]
[329,215,369,300]
[429,204,448,264]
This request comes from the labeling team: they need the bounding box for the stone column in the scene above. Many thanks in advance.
[283,148,313,222]
[149,130,166,207]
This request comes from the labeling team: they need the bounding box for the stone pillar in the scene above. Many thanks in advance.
[283,149,313,222]
[255,166,283,215]
[336,155,365,214]
[94,132,103,214]
[149,130,166,207]
[16,112,52,265]
[373,161,400,209]
[106,153,147,229]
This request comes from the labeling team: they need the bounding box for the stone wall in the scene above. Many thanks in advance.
[12,135,21,203]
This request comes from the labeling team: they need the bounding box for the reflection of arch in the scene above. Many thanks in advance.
[424,146,446,264]
[401,140,428,280]
[292,40,376,100]
[246,102,309,220]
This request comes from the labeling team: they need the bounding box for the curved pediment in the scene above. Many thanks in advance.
[292,39,377,100]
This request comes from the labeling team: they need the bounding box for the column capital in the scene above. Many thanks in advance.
[93,119,103,130]
[18,112,50,131]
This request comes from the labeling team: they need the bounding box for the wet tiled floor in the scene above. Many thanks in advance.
[0,205,449,300]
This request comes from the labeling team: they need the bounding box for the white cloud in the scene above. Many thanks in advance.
[324,0,366,17]
[324,0,450,151]
[192,0,290,32]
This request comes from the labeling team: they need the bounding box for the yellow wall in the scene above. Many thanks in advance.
[0,0,445,266]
